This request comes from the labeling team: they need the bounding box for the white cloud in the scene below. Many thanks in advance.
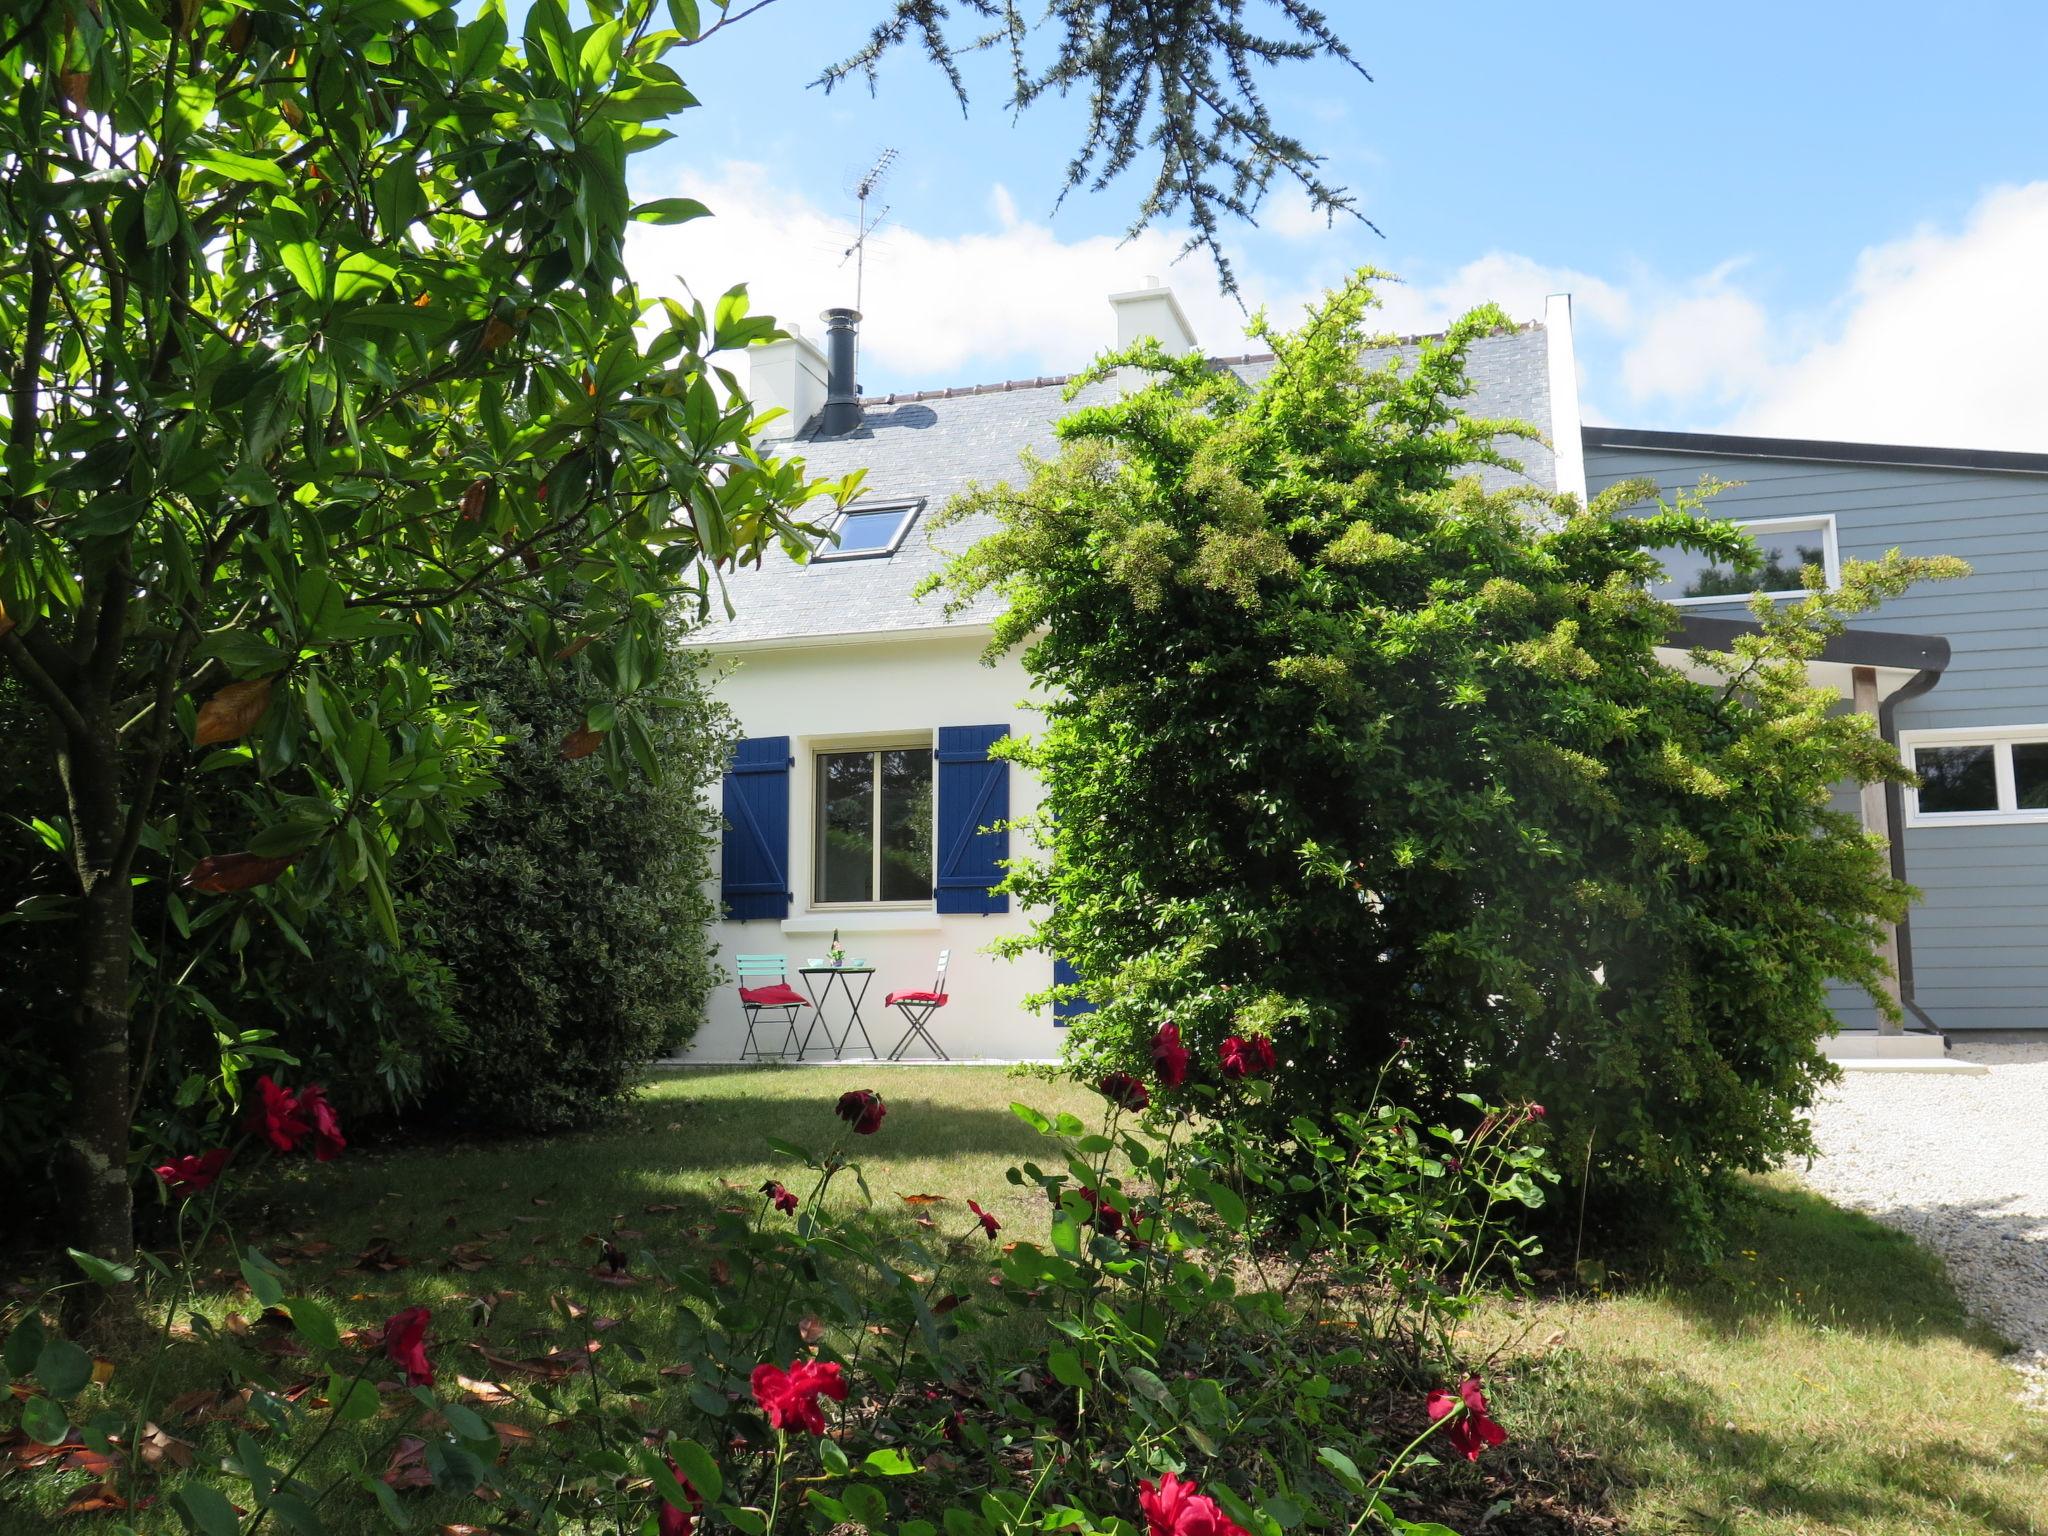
[623,162,1584,391]
[628,162,2048,455]
[624,160,1301,388]
[1725,183,2048,450]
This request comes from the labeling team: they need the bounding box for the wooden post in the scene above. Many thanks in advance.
[1852,666,1905,1032]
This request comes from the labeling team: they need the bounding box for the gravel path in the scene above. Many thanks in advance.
[1798,1042,2048,1409]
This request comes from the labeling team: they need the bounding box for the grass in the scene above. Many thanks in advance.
[1471,1177,2048,1534]
[4,1068,2044,1534]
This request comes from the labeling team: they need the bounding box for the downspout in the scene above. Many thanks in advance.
[1876,666,1947,1036]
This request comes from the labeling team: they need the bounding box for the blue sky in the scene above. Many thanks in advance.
[621,1,2048,448]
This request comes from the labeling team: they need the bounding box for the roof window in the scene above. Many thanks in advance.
[813,498,924,562]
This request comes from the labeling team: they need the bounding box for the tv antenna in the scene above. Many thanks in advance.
[840,148,897,312]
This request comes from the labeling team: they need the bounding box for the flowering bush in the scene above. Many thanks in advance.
[5,1062,1546,1535]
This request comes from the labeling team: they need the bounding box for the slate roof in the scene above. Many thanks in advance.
[699,323,1557,646]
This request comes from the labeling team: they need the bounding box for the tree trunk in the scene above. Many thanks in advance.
[56,718,136,1273]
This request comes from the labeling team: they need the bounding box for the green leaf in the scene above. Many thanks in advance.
[21,1394,69,1445]
[1263,1494,1304,1529]
[442,1399,491,1442]
[666,0,701,40]
[5,1316,45,1376]
[328,1373,381,1424]
[287,1297,340,1353]
[143,178,181,247]
[722,1506,767,1536]
[817,1436,849,1476]
[356,1470,412,1531]
[277,237,327,302]
[33,1338,92,1398]
[172,1482,243,1536]
[1388,1523,1464,1536]
[863,1448,917,1476]
[190,150,292,188]
[239,1250,287,1310]
[671,1438,724,1502]
[633,197,711,225]
[1315,1447,1365,1494]
[1046,1349,1088,1389]
[67,1248,136,1288]
[1124,1365,1173,1405]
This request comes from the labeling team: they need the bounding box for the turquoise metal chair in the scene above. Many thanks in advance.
[736,954,806,1061]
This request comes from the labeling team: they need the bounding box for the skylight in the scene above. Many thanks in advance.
[813,499,924,562]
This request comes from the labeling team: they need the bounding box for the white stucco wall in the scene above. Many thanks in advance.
[682,627,1066,1063]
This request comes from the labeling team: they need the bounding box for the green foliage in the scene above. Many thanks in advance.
[9,1076,1549,1534]
[421,612,732,1130]
[0,0,856,1251]
[928,272,1968,1251]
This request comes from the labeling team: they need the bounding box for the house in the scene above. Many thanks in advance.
[683,281,2048,1065]
[1591,427,2048,1059]
[685,284,1570,1063]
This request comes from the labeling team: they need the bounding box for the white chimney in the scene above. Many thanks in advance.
[1108,277,1201,356]
[747,326,830,439]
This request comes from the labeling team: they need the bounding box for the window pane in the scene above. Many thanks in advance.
[877,748,934,901]
[1916,744,1998,814]
[830,506,912,555]
[1648,525,1828,601]
[818,752,874,902]
[2014,743,2048,809]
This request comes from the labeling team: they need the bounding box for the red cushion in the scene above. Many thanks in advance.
[740,982,807,1008]
[886,989,947,1007]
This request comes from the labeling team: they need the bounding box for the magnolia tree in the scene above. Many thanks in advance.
[0,0,860,1268]
[931,274,1966,1247]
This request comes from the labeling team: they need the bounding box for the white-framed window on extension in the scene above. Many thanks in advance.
[811,498,925,562]
[814,742,935,907]
[1648,514,1841,606]
[1901,725,2048,826]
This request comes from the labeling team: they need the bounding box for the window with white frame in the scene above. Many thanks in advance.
[1648,514,1840,606]
[811,498,924,562]
[1902,725,2048,824]
[815,744,934,904]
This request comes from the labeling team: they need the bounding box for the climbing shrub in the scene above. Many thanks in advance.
[926,271,1966,1252]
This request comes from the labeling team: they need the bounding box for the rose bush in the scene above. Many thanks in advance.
[5,1056,1544,1535]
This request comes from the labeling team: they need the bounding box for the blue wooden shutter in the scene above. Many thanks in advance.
[1052,956,1096,1024]
[721,736,790,920]
[934,725,1009,914]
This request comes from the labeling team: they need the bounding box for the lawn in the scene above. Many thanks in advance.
[4,1067,2044,1535]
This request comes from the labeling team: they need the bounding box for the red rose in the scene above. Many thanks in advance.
[1077,1184,1123,1234]
[253,1075,309,1153]
[1138,1472,1249,1536]
[834,1089,887,1135]
[751,1358,848,1435]
[1426,1375,1507,1461]
[762,1179,799,1214]
[658,1459,702,1536]
[1217,1035,1276,1080]
[1149,1022,1189,1088]
[968,1199,1001,1240]
[297,1083,346,1162]
[154,1147,232,1197]
[1099,1072,1149,1111]
[1527,1103,1547,1120]
[383,1306,434,1387]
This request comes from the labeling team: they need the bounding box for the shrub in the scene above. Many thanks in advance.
[926,273,1965,1252]
[420,615,733,1130]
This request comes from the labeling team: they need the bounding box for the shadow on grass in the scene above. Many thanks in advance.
[1615,1179,2005,1348]
[1497,1356,2048,1536]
